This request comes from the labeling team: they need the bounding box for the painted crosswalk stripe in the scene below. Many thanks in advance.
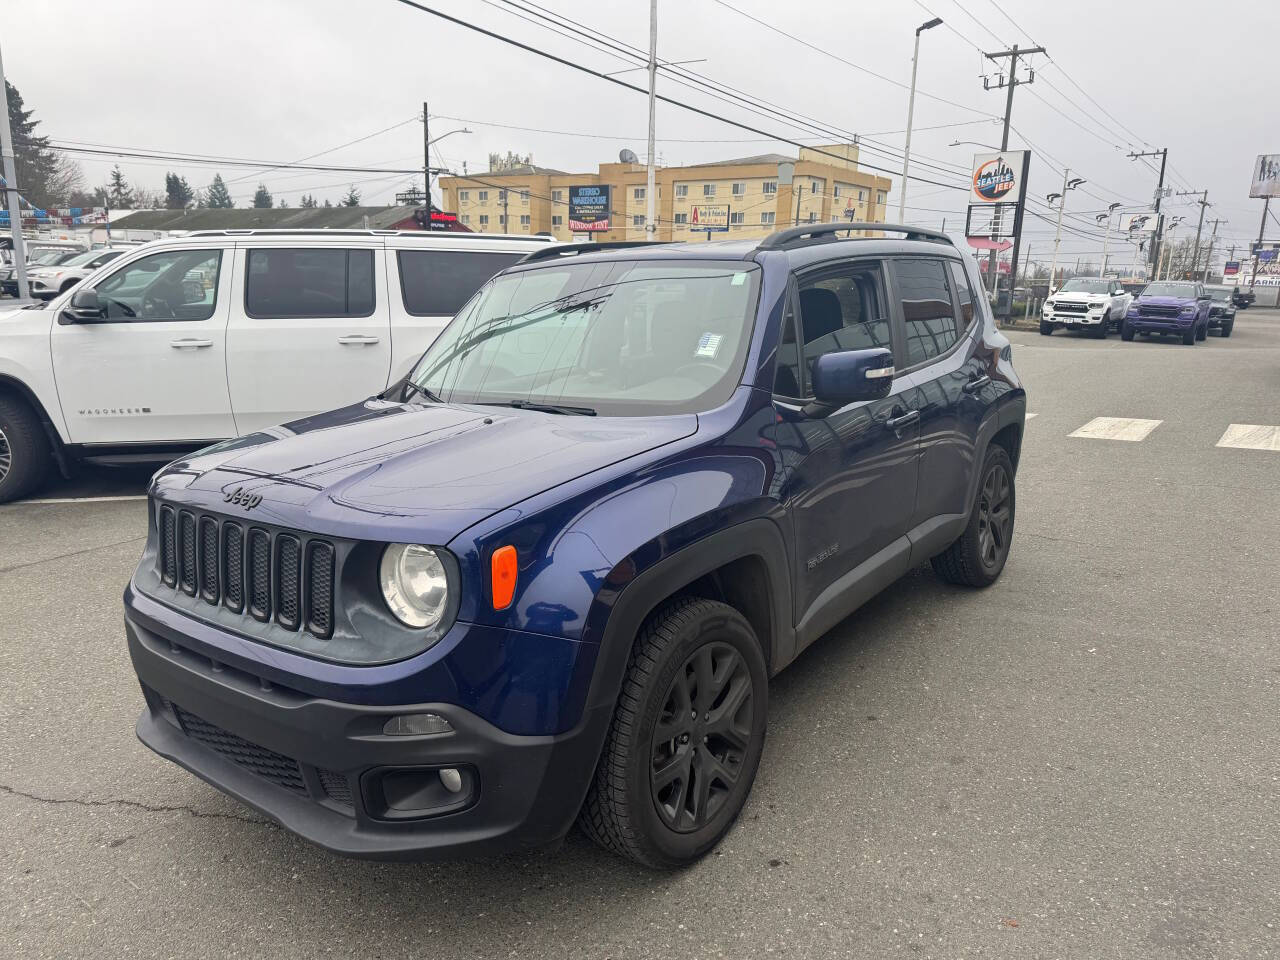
[1069,417,1163,442]
[1216,424,1280,452]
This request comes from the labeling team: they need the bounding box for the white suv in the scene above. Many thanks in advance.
[27,247,127,300]
[0,229,553,501]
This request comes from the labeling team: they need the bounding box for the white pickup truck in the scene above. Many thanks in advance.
[0,229,553,501]
[1040,277,1133,338]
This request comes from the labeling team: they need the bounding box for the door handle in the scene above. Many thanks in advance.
[337,335,380,345]
[963,375,992,394]
[884,409,920,432]
[170,338,213,349]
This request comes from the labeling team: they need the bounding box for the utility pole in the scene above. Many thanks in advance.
[899,16,943,224]
[1176,189,1209,274]
[422,101,430,205]
[1201,217,1224,282]
[644,0,657,238]
[1250,197,1270,289]
[0,42,29,300]
[982,43,1044,305]
[1129,148,1168,279]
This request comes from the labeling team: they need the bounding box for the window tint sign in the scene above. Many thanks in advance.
[568,185,611,232]
[970,150,1028,204]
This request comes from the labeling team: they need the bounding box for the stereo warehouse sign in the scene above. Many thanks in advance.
[568,185,612,232]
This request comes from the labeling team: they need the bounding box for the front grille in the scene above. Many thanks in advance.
[155,503,335,640]
[1053,301,1087,314]
[1141,305,1180,319]
[317,768,353,806]
[170,702,306,794]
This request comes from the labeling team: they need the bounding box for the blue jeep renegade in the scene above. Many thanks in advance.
[124,223,1025,868]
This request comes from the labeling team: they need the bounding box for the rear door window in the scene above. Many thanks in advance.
[947,260,977,333]
[398,249,525,316]
[893,258,959,367]
[244,248,375,318]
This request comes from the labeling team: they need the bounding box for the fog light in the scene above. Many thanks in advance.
[439,767,463,794]
[383,713,453,736]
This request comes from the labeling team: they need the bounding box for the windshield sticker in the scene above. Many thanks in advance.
[731,271,747,286]
[696,333,723,358]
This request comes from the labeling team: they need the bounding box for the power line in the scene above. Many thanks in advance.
[27,139,424,175]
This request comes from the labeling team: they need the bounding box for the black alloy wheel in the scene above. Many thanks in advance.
[649,641,754,834]
[976,460,1013,572]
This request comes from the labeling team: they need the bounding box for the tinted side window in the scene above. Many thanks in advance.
[398,249,524,317]
[895,259,958,366]
[93,249,222,323]
[773,291,803,398]
[244,248,375,318]
[797,262,891,388]
[948,260,976,332]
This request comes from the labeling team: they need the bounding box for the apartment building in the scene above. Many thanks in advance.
[439,143,891,244]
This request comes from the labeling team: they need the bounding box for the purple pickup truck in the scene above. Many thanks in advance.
[1121,281,1212,345]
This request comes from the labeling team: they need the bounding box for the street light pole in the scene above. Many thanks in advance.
[1046,169,1084,291]
[898,16,942,224]
[1098,202,1120,277]
[645,0,658,238]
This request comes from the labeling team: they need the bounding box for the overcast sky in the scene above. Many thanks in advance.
[10,0,1278,267]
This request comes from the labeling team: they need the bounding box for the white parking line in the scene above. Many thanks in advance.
[1216,424,1280,452]
[15,495,148,505]
[1025,413,1038,420]
[1069,417,1163,442]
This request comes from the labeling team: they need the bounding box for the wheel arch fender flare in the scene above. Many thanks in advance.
[962,393,1026,513]
[0,372,69,455]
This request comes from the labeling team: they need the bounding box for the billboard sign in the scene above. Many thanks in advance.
[689,204,730,232]
[1224,260,1240,276]
[1249,154,1280,199]
[970,151,1029,204]
[1121,211,1158,235]
[568,185,611,232]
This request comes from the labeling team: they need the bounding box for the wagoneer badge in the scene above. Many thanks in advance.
[223,487,262,510]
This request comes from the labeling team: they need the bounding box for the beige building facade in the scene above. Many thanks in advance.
[439,144,891,245]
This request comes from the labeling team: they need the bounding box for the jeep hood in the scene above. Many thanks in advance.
[154,399,699,544]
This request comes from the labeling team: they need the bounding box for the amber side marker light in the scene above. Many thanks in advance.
[491,545,517,610]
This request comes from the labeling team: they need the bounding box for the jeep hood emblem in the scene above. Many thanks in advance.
[223,486,262,510]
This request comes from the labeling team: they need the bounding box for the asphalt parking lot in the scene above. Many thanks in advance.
[3,310,1278,960]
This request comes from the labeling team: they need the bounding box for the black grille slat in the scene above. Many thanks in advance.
[317,768,353,806]
[153,501,335,640]
[275,536,301,631]
[199,517,219,604]
[223,522,244,613]
[247,528,271,621]
[178,511,197,596]
[159,507,177,586]
[306,541,334,639]
[171,703,306,794]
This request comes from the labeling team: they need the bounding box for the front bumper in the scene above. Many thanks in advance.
[1126,314,1196,332]
[1042,307,1107,327]
[125,597,611,861]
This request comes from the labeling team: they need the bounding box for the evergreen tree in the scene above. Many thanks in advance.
[252,183,273,208]
[322,198,333,208]
[277,197,290,208]
[299,193,318,208]
[206,173,234,208]
[164,172,194,209]
[5,80,60,207]
[105,165,133,208]
[341,185,361,207]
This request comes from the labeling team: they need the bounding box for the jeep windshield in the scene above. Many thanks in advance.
[406,259,761,417]
[1142,283,1197,298]
[1058,279,1111,294]
[1205,286,1233,301]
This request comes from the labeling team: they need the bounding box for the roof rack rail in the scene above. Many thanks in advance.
[182,228,555,241]
[519,240,671,264]
[756,221,953,251]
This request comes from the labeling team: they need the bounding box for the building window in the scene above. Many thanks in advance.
[498,214,506,225]
[858,189,866,202]
[552,215,563,227]
[459,190,469,202]
[461,214,471,224]
[731,182,745,196]
[877,191,887,205]
[478,190,489,202]
[703,183,716,197]
[833,186,841,198]
[478,214,489,226]
[552,189,564,202]
[807,212,817,223]
[520,214,530,226]
[761,211,776,225]
[730,211,745,225]
[632,214,645,227]
[675,184,688,197]
[763,181,777,194]
[810,181,819,195]
[674,212,688,224]
[634,187,645,201]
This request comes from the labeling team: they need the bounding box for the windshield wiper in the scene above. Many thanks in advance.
[483,399,597,416]
[402,380,441,404]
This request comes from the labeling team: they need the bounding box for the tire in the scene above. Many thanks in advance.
[578,597,768,869]
[1182,325,1197,345]
[1039,319,1054,336]
[1092,312,1110,339]
[1220,320,1233,338]
[59,280,79,294]
[1196,321,1207,342]
[1121,320,1135,342]
[931,445,1015,588]
[0,393,51,503]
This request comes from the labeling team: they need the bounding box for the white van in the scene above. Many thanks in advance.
[0,229,554,500]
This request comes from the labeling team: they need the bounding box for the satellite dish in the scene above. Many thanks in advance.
[619,148,639,164]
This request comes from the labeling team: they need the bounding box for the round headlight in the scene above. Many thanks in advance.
[380,544,449,628]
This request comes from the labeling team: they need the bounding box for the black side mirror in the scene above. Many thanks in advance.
[64,287,105,323]
[805,348,894,417]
